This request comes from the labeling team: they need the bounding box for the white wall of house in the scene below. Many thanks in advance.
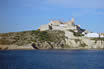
[85,33,99,37]
[100,35,104,37]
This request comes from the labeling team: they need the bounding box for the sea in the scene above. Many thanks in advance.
[0,50,104,69]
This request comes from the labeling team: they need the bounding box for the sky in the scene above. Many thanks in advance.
[0,0,104,33]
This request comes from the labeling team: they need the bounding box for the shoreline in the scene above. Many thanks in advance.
[0,48,104,51]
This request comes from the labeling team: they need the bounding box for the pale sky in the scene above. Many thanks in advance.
[0,0,104,33]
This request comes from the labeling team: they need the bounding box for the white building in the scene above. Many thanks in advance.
[85,33,99,38]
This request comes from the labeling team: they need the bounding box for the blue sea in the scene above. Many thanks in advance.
[0,50,104,69]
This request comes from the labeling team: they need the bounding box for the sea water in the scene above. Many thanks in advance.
[0,50,104,69]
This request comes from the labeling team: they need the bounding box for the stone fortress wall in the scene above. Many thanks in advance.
[39,18,78,31]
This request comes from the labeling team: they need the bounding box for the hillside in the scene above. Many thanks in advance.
[0,30,66,50]
[0,29,104,50]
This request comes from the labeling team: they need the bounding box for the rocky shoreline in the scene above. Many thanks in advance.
[0,30,104,50]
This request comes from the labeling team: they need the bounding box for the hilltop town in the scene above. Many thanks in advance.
[39,18,104,38]
[0,18,104,50]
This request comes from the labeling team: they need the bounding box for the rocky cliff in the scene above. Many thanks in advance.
[0,29,104,50]
[0,30,66,50]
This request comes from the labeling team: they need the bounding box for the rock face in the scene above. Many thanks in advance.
[0,29,104,50]
[0,30,66,50]
[65,37,104,49]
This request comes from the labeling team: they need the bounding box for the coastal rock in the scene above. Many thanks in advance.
[65,37,104,49]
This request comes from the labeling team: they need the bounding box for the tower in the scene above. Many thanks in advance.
[71,18,75,24]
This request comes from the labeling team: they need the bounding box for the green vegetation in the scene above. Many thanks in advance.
[73,32,84,36]
[30,30,65,42]
[91,38,104,41]
[74,39,81,43]
[69,30,84,37]
[0,30,65,46]
[63,45,70,48]
[0,39,11,45]
[38,31,50,41]
[91,38,104,44]
[80,43,87,47]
